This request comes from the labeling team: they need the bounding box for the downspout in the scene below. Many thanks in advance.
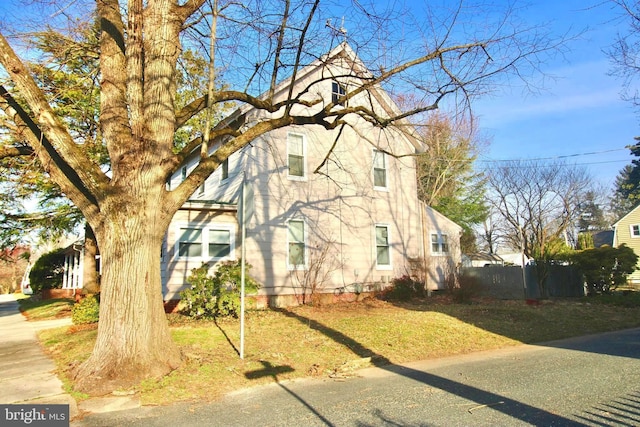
[420,200,428,292]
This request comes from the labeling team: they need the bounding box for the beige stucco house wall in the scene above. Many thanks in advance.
[161,43,462,304]
[613,205,640,283]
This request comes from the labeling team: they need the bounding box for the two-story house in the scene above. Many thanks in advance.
[613,204,640,284]
[160,43,462,307]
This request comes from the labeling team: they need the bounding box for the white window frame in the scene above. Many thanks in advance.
[373,149,388,190]
[181,166,188,182]
[375,224,392,270]
[287,219,307,270]
[431,232,450,255]
[175,223,235,262]
[221,158,229,181]
[287,133,307,181]
[332,81,347,106]
[631,224,640,238]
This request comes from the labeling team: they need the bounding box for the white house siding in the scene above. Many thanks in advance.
[613,205,640,284]
[161,44,461,303]
[230,122,424,298]
[162,203,239,300]
[421,204,463,290]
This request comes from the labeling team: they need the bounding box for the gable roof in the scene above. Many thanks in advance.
[465,252,503,262]
[215,42,423,153]
[423,203,463,233]
[613,204,640,228]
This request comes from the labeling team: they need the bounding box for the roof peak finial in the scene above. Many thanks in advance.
[326,17,347,42]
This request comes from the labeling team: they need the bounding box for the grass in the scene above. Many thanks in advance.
[18,297,74,320]
[33,293,640,406]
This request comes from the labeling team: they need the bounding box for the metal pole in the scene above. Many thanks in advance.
[240,176,246,359]
[520,226,527,299]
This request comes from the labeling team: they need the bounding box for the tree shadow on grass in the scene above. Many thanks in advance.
[273,307,583,426]
[385,295,640,360]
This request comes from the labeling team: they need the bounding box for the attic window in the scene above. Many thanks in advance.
[631,224,640,238]
[332,81,347,106]
[221,158,229,181]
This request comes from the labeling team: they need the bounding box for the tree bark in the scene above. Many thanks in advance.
[82,223,99,295]
[74,204,182,394]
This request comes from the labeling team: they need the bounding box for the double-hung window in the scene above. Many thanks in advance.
[177,225,234,260]
[375,225,391,268]
[287,220,306,269]
[431,233,449,255]
[631,224,640,238]
[179,227,203,258]
[373,149,387,189]
[288,133,305,179]
[332,81,347,106]
[209,229,231,258]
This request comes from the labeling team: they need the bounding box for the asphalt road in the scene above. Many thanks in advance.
[73,328,640,426]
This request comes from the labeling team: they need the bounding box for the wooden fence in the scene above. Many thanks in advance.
[461,265,585,299]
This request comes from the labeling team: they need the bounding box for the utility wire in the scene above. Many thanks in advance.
[477,145,634,164]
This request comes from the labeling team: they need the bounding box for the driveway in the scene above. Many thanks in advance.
[73,327,640,426]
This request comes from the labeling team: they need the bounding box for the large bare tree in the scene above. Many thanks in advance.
[0,0,565,394]
[485,160,591,295]
[607,0,640,109]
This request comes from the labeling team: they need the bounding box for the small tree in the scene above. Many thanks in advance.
[570,245,638,294]
[289,236,342,305]
[486,159,592,297]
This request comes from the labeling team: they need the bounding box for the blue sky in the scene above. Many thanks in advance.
[0,0,636,191]
[472,0,638,190]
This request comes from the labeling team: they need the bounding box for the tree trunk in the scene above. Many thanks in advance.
[74,212,182,394]
[82,223,99,294]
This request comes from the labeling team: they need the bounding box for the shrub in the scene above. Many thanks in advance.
[570,244,638,295]
[382,275,424,301]
[72,295,100,324]
[29,248,66,294]
[180,260,260,319]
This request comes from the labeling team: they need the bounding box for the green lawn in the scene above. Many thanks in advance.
[33,293,640,405]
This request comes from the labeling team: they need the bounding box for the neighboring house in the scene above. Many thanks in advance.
[613,205,640,284]
[59,240,87,291]
[22,237,89,296]
[462,252,504,268]
[592,230,614,248]
[497,252,531,267]
[161,43,463,307]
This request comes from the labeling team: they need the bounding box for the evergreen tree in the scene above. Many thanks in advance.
[612,141,640,219]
